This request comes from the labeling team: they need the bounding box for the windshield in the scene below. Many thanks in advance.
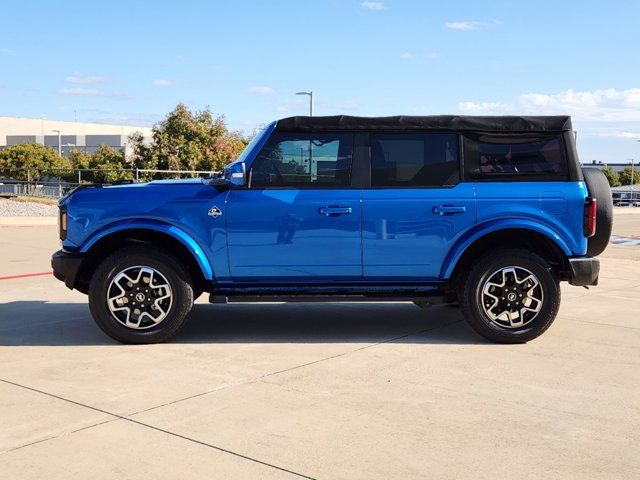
[234,122,275,165]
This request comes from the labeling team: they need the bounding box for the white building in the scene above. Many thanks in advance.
[582,159,635,173]
[0,116,153,159]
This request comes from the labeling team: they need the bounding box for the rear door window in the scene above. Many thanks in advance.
[465,135,567,180]
[370,133,459,187]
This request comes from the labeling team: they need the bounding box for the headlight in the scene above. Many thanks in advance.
[59,209,67,240]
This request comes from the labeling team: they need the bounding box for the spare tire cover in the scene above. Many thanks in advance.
[582,168,613,256]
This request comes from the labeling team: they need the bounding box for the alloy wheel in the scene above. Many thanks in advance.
[106,266,173,329]
[480,266,543,328]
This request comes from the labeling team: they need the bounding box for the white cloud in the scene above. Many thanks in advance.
[597,131,640,139]
[362,1,385,10]
[445,21,478,31]
[66,75,106,84]
[425,52,440,59]
[57,87,105,97]
[276,106,288,113]
[248,86,275,94]
[458,88,640,123]
[458,101,513,114]
[400,52,412,60]
[154,79,173,87]
[445,20,502,31]
[1,48,14,54]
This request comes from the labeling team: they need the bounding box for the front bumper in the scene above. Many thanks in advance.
[51,249,83,290]
[568,256,600,286]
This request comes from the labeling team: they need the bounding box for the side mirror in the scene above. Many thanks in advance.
[224,162,246,187]
[208,177,233,190]
[208,162,246,191]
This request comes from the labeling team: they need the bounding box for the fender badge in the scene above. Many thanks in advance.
[208,206,222,218]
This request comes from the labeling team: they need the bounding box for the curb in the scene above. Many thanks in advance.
[0,216,57,226]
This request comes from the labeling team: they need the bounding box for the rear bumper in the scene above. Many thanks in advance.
[51,249,83,289]
[568,256,600,286]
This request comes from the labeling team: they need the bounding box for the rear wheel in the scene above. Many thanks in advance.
[89,245,194,344]
[459,249,560,343]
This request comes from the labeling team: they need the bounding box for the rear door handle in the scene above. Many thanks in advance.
[318,206,353,216]
[433,205,466,215]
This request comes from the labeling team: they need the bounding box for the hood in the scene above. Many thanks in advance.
[146,178,206,186]
[60,177,220,208]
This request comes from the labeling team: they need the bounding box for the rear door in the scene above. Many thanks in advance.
[464,133,587,255]
[226,131,363,281]
[362,133,476,280]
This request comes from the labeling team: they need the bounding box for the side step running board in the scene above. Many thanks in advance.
[209,293,447,304]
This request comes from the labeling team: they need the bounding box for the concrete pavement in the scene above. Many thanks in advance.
[0,212,639,479]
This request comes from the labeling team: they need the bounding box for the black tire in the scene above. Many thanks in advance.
[582,168,613,256]
[88,245,194,344]
[459,249,560,343]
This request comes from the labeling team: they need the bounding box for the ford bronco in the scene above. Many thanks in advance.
[52,115,612,344]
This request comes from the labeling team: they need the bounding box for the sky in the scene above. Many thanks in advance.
[1,0,640,163]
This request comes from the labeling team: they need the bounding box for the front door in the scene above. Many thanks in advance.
[226,131,362,282]
[362,132,476,280]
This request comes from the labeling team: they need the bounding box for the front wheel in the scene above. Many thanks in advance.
[459,249,560,343]
[88,245,194,344]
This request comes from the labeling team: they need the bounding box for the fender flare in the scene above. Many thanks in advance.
[79,219,214,280]
[441,219,572,279]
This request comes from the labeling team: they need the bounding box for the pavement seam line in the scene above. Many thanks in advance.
[0,318,462,475]
[0,378,316,480]
[1,418,120,454]
[260,319,463,379]
[562,317,640,330]
[127,318,463,418]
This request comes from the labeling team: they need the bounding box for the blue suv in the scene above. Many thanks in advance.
[52,115,612,344]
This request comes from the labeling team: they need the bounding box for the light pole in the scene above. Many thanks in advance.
[631,148,636,202]
[62,143,75,157]
[633,159,636,202]
[630,139,640,202]
[52,130,62,156]
[296,91,314,116]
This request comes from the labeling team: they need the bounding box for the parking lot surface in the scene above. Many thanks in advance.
[1,211,639,479]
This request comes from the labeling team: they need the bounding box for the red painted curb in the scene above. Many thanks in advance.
[0,271,53,281]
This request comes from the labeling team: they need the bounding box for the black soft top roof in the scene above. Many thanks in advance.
[275,115,572,133]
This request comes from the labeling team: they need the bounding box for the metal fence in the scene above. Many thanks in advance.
[0,167,220,198]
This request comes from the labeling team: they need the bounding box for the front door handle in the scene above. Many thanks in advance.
[318,206,353,216]
[433,205,466,215]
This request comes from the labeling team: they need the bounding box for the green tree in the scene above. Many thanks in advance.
[618,166,640,186]
[600,166,620,187]
[127,131,153,168]
[0,143,72,180]
[69,149,91,170]
[129,103,247,179]
[86,145,132,183]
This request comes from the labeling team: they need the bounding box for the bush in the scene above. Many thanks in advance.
[600,167,620,187]
[85,145,133,183]
[618,166,639,186]
[0,143,72,180]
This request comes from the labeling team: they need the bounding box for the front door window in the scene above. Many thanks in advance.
[250,132,353,188]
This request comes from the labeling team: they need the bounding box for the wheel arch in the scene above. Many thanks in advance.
[443,221,572,283]
[75,221,213,294]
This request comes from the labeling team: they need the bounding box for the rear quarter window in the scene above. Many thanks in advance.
[464,134,568,181]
